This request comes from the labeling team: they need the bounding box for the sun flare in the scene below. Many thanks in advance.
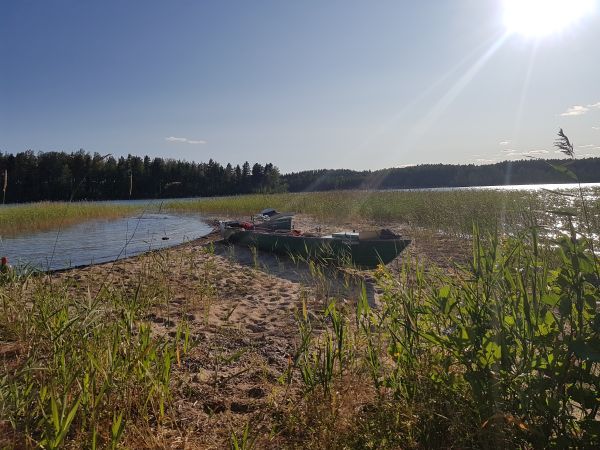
[503,0,595,37]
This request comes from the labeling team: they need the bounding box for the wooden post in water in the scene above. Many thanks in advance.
[129,171,133,198]
[2,169,6,205]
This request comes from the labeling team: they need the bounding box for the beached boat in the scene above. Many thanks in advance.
[219,225,410,269]
[221,208,294,233]
[252,208,294,231]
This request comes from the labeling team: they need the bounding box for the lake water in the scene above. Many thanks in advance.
[0,213,213,272]
[388,182,600,192]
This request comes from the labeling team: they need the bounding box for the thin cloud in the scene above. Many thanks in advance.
[561,105,589,116]
[520,149,549,156]
[578,149,600,156]
[592,125,600,130]
[505,149,549,157]
[498,140,510,146]
[560,101,600,117]
[165,136,206,145]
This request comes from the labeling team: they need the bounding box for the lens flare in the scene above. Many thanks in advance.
[503,0,595,37]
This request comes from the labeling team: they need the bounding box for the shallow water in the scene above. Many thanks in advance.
[0,213,213,271]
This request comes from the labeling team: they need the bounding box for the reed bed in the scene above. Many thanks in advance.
[276,225,600,448]
[0,202,140,236]
[168,189,578,236]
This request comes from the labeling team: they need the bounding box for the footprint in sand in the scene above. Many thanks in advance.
[247,386,265,399]
[230,401,253,414]
[246,323,266,333]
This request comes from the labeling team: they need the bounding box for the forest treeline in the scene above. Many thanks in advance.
[0,150,284,202]
[1,150,599,203]
[284,158,600,191]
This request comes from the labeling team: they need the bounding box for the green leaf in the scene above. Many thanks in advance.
[541,292,559,307]
[439,285,450,298]
[51,394,60,435]
[543,311,556,326]
[54,397,80,447]
[484,340,501,363]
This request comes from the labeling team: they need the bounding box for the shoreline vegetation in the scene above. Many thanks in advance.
[169,189,542,236]
[0,202,141,236]
[1,191,599,448]
[0,186,598,241]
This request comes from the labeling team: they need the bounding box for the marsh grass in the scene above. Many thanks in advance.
[0,202,141,236]
[167,189,588,236]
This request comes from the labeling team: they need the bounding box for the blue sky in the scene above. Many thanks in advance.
[1,0,600,172]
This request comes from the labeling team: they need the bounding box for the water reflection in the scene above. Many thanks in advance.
[0,213,213,271]
[388,182,600,193]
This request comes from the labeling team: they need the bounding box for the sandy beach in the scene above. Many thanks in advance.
[38,214,468,448]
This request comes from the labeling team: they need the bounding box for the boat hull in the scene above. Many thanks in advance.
[255,216,292,231]
[224,230,409,269]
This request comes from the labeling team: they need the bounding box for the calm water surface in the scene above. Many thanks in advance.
[0,213,213,271]
[388,182,600,193]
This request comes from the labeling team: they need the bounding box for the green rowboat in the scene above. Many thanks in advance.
[220,227,410,269]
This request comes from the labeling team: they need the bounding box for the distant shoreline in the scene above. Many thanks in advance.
[2,149,600,203]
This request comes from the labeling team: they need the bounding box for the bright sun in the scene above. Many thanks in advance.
[503,0,596,37]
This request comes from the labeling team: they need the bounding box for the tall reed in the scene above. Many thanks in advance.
[0,202,140,236]
[167,188,591,236]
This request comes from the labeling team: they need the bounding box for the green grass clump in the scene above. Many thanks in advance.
[0,269,189,448]
[0,202,140,236]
